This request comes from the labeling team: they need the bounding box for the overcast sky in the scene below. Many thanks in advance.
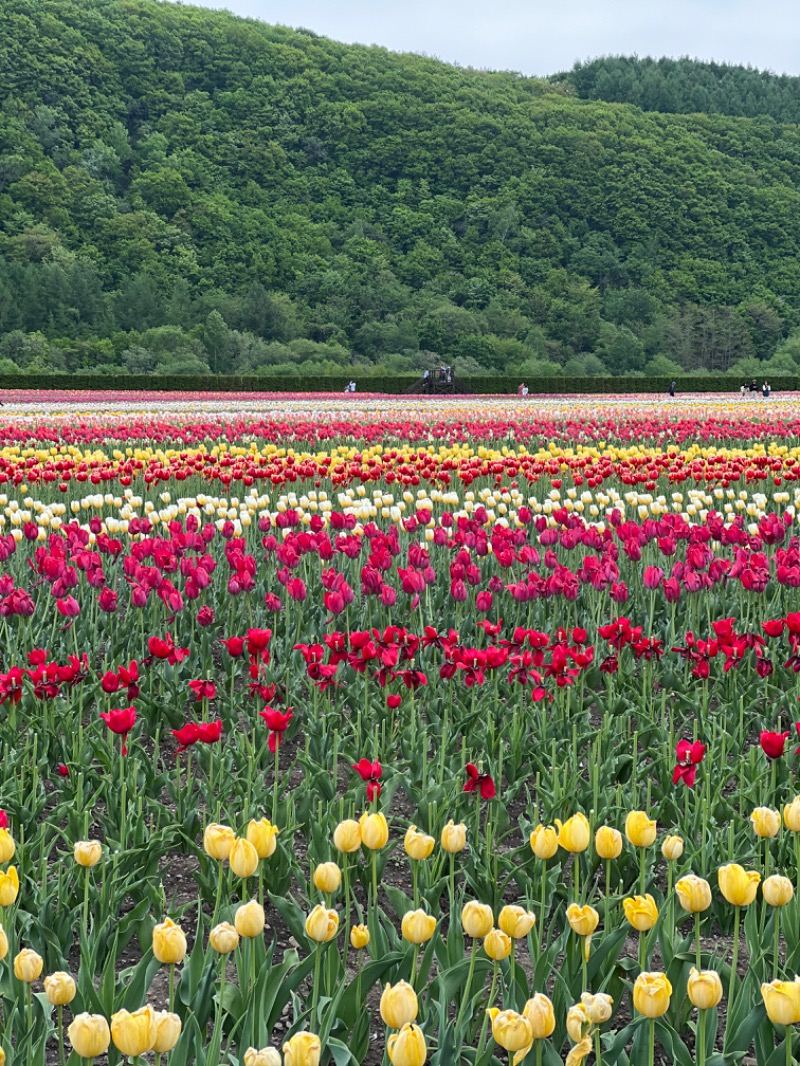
[183,0,800,77]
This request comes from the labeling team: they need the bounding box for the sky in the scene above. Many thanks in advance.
[183,0,800,77]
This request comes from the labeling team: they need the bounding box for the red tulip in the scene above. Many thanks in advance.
[221,636,245,657]
[99,705,137,754]
[56,763,69,778]
[188,679,216,701]
[672,739,706,787]
[0,809,7,829]
[352,758,383,801]
[259,706,293,752]
[172,722,201,753]
[463,762,496,800]
[761,729,790,760]
[198,719,223,744]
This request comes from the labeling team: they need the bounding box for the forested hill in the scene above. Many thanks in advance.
[562,56,800,124]
[3,1,800,382]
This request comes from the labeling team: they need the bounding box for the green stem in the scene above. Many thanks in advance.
[169,963,175,1013]
[455,939,478,1033]
[639,930,646,972]
[83,866,91,938]
[698,1008,706,1066]
[58,1003,65,1066]
[640,846,646,896]
[312,943,322,1029]
[595,1026,603,1066]
[538,862,547,956]
[695,910,701,969]
[477,961,499,1057]
[212,860,224,925]
[272,745,280,824]
[648,1016,655,1066]
[210,958,227,1060]
[774,908,782,982]
[787,1024,793,1066]
[724,906,740,1052]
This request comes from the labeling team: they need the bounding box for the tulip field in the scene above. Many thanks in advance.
[8,390,800,1065]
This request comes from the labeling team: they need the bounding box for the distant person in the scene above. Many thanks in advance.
[521,383,529,397]
[669,380,676,398]
[763,381,771,398]
[445,366,453,385]
[751,378,758,397]
[517,383,524,396]
[422,368,430,393]
[740,383,746,398]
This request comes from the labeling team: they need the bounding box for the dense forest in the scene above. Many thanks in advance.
[2,0,800,380]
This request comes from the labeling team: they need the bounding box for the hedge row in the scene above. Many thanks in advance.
[0,374,794,395]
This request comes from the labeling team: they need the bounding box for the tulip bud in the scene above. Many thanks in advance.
[313,862,342,894]
[0,866,18,906]
[152,1011,182,1054]
[152,917,187,965]
[498,904,536,939]
[44,971,76,1005]
[110,1005,158,1057]
[623,894,659,932]
[485,1008,533,1053]
[530,823,559,859]
[360,811,389,850]
[440,819,467,853]
[783,796,800,832]
[0,829,15,864]
[718,863,761,907]
[0,924,7,961]
[404,825,435,861]
[74,840,102,868]
[687,968,723,1010]
[461,901,494,939]
[401,909,436,944]
[633,971,672,1018]
[246,818,279,858]
[380,981,418,1028]
[245,1048,282,1066]
[594,826,622,860]
[483,927,512,960]
[556,813,590,853]
[661,835,684,861]
[350,924,370,949]
[283,1032,322,1066]
[209,921,240,954]
[14,948,43,983]
[675,873,712,913]
[566,1003,589,1042]
[566,903,599,937]
[581,991,613,1025]
[68,1013,111,1059]
[751,807,781,839]
[387,1023,427,1066]
[523,992,556,1039]
[762,978,800,1026]
[763,875,794,908]
[229,837,259,879]
[305,904,339,943]
[203,823,235,861]
[625,811,657,848]
[235,900,266,938]
[333,819,362,853]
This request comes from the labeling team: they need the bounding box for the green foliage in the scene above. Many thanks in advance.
[3,2,800,375]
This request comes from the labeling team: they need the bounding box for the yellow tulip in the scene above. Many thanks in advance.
[44,971,76,1005]
[360,812,389,850]
[110,1005,158,1057]
[661,835,684,861]
[633,972,672,1018]
[440,820,467,853]
[718,863,761,907]
[387,1023,427,1066]
[530,824,559,859]
[763,875,794,908]
[461,901,494,939]
[14,948,43,983]
[0,866,18,906]
[687,968,723,1010]
[623,894,659,932]
[566,903,599,937]
[380,981,418,1027]
[675,874,712,913]
[152,1010,182,1054]
[247,818,279,858]
[751,807,781,839]
[404,825,435,861]
[0,829,15,863]
[203,823,235,861]
[498,905,536,939]
[229,837,259,878]
[283,1032,322,1066]
[333,819,362,853]
[523,992,556,1039]
[783,796,800,832]
[594,826,622,860]
[305,904,339,943]
[485,1008,533,1053]
[556,813,590,853]
[581,992,613,1024]
[68,1013,111,1059]
[566,1003,589,1042]
[401,909,436,944]
[483,928,512,960]
[235,900,266,938]
[209,921,240,954]
[0,923,7,960]
[565,1036,593,1066]
[762,979,800,1026]
[152,917,187,964]
[73,840,102,868]
[244,1048,282,1066]
[625,811,657,848]
[313,862,342,894]
[350,924,370,949]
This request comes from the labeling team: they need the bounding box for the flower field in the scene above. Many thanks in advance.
[5,393,800,1065]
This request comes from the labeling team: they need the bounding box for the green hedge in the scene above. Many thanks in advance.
[0,373,794,394]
